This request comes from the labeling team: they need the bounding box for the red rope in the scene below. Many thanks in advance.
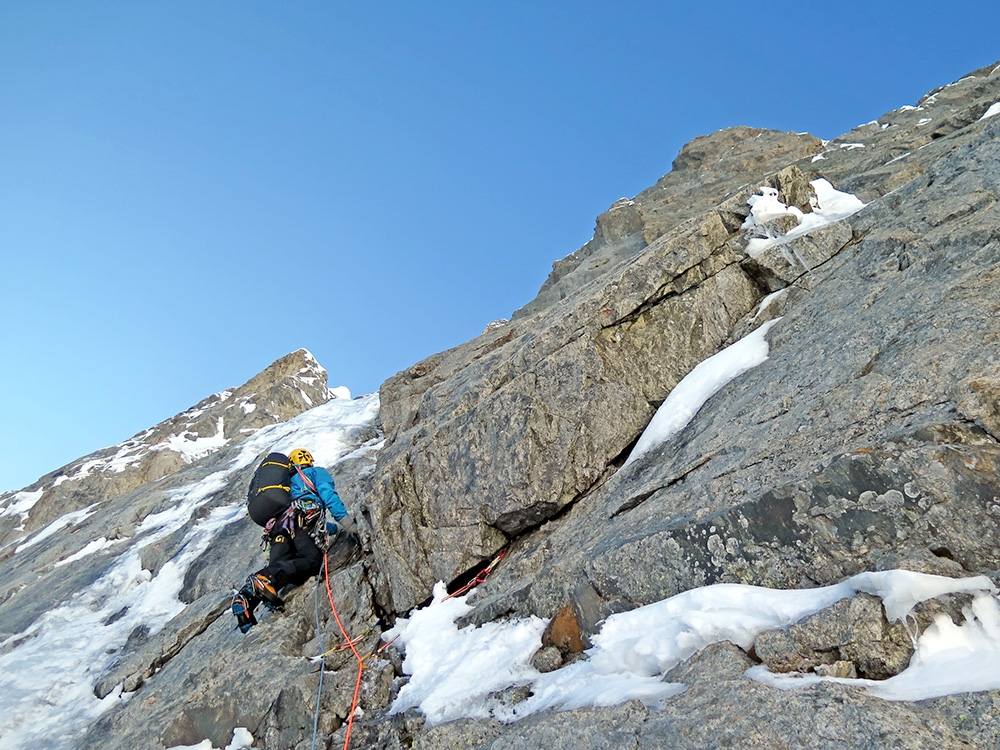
[444,548,507,600]
[323,552,365,750]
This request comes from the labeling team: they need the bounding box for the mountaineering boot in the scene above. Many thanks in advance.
[232,590,259,634]
[247,573,284,610]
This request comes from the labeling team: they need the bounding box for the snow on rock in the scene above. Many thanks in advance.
[386,582,548,725]
[744,178,865,258]
[54,536,117,567]
[385,571,998,726]
[624,319,780,467]
[980,102,1000,120]
[15,505,98,554]
[329,385,352,400]
[752,289,787,322]
[164,727,255,750]
[154,417,229,462]
[0,489,44,520]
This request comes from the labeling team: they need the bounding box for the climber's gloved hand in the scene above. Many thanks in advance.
[337,514,358,537]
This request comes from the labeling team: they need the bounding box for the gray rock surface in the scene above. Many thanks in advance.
[356,59,1000,748]
[752,593,914,680]
[366,61,1000,621]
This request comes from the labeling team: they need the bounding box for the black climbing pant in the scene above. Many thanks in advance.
[257,523,324,590]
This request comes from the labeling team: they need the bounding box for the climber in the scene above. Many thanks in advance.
[233,447,358,633]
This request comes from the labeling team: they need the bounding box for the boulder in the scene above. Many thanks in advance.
[752,593,914,680]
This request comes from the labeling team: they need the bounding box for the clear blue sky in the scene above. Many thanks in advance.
[1,2,997,492]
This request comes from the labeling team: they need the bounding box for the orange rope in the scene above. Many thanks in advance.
[321,546,506,747]
[323,552,365,750]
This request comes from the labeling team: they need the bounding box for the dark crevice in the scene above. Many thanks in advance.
[609,432,643,469]
[448,458,626,602]
[788,226,871,285]
[611,452,717,518]
[600,252,742,331]
[600,284,680,331]
[444,549,508,598]
[611,488,659,518]
[944,414,1000,447]
[360,565,399,633]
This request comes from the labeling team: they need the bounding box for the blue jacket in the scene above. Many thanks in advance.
[290,465,347,520]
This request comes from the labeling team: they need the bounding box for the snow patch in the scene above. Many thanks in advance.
[386,571,997,726]
[54,537,117,567]
[153,417,229,462]
[979,102,1000,121]
[387,582,548,725]
[0,489,44,519]
[16,505,98,554]
[164,728,254,750]
[623,319,780,467]
[744,178,866,258]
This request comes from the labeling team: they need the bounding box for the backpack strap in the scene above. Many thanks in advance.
[293,464,320,496]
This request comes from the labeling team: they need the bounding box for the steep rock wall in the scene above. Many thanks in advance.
[365,63,1000,619]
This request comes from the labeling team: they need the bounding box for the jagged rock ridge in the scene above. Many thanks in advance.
[0,349,332,546]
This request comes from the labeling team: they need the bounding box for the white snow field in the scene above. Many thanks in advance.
[387,571,1000,727]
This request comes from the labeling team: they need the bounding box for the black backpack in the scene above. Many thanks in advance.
[246,452,293,526]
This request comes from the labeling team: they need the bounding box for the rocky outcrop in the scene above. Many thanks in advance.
[514,127,824,319]
[365,63,1000,622]
[752,593,915,680]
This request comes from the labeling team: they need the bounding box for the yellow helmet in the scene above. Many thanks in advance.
[289,448,314,467]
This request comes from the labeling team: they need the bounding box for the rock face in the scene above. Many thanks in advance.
[513,127,824,319]
[4,62,1000,750]
[354,60,1000,747]
[366,61,1000,621]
